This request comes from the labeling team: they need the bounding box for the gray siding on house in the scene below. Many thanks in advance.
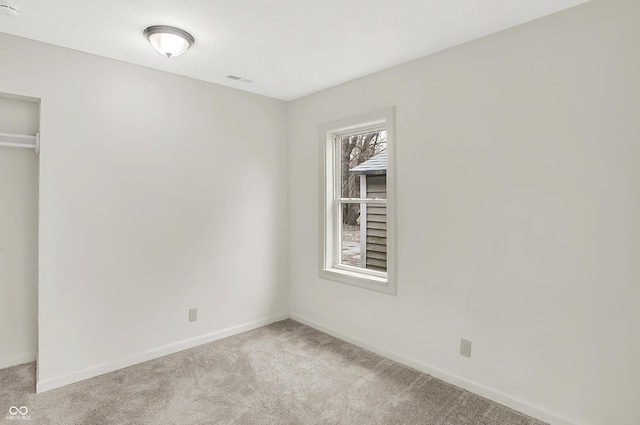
[364,175,387,271]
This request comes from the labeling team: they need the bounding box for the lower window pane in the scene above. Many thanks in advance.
[340,203,387,272]
[340,204,361,267]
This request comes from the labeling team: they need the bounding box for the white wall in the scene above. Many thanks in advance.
[1,1,638,423]
[0,33,289,390]
[0,96,40,368]
[288,1,640,425]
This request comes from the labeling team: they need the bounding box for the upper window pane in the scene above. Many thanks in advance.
[340,131,386,199]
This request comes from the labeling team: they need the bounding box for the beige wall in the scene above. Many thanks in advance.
[288,1,640,424]
[0,33,289,391]
[0,96,39,368]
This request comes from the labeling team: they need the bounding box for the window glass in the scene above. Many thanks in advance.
[319,107,396,294]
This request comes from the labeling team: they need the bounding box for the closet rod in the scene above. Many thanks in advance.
[0,132,40,154]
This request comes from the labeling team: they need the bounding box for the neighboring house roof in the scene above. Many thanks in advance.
[349,150,387,175]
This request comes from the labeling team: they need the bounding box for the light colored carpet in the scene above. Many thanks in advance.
[1,320,547,424]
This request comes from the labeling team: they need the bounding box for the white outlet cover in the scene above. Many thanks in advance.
[460,339,472,357]
[189,308,198,322]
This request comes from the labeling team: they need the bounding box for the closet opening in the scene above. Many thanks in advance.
[0,92,41,387]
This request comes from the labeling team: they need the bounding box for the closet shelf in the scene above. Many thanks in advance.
[0,132,40,154]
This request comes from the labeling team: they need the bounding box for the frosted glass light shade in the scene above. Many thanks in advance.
[144,26,194,58]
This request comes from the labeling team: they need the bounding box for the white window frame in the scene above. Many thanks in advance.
[319,107,396,295]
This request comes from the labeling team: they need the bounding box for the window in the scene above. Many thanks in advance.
[319,107,396,294]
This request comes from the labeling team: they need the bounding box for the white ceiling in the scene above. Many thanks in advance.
[0,0,589,101]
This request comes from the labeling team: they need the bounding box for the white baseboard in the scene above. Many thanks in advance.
[0,352,37,370]
[36,313,288,393]
[289,312,580,425]
[34,311,581,425]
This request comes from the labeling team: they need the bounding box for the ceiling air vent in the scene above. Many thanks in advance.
[227,74,253,84]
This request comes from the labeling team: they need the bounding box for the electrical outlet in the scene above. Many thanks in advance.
[460,339,472,357]
[189,308,198,322]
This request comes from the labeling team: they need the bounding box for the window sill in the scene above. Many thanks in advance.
[320,267,396,295]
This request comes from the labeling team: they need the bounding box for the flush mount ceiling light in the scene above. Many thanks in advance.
[0,4,20,17]
[143,25,194,58]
